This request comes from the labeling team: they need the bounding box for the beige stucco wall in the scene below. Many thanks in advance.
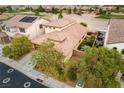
[4,18,48,39]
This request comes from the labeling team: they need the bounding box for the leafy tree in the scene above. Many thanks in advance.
[51,7,58,14]
[6,6,13,13]
[73,7,77,14]
[66,65,77,81]
[68,8,72,14]
[34,11,40,16]
[2,36,32,60]
[58,12,63,19]
[0,7,6,14]
[2,46,11,57]
[31,41,65,80]
[80,22,87,27]
[79,47,123,88]
[37,5,45,12]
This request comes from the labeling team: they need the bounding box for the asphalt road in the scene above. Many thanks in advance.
[0,62,48,88]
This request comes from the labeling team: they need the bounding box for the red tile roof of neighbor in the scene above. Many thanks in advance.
[3,15,39,29]
[42,17,76,28]
[32,23,88,57]
[107,19,124,44]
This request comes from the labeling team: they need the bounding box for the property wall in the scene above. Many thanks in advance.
[73,49,84,57]
[104,24,110,47]
[106,43,124,53]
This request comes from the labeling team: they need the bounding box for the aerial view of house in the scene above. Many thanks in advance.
[0,5,124,88]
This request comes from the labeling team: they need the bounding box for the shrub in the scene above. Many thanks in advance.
[80,22,87,27]
[2,36,32,60]
[66,65,77,81]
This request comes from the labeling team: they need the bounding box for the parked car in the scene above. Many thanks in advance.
[36,78,43,83]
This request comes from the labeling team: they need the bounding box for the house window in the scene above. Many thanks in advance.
[6,27,10,32]
[39,24,43,29]
[121,49,124,54]
[19,28,25,33]
[113,47,117,50]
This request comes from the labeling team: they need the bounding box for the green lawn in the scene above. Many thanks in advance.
[96,14,124,19]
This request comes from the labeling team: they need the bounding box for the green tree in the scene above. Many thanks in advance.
[6,6,13,13]
[31,41,65,80]
[73,7,77,14]
[34,11,40,16]
[51,7,58,14]
[37,5,45,12]
[0,7,6,14]
[2,46,11,57]
[2,36,32,60]
[68,8,72,14]
[66,65,77,81]
[79,48,123,88]
[58,12,63,19]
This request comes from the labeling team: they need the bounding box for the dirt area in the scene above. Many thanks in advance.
[63,14,109,32]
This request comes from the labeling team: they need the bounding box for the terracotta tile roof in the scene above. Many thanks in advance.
[42,17,76,28]
[3,15,39,29]
[32,23,87,56]
[107,19,124,44]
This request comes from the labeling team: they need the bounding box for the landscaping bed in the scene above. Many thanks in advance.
[78,35,96,51]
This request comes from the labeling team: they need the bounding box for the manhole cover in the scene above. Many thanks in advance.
[24,82,31,88]
[3,77,11,84]
[7,68,14,73]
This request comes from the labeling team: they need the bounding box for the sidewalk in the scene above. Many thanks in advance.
[0,56,72,88]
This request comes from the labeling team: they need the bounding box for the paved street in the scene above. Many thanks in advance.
[0,62,48,88]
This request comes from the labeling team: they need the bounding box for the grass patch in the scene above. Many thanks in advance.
[96,14,124,19]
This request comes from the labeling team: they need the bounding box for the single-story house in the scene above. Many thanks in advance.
[32,22,88,60]
[1,15,48,40]
[104,19,124,54]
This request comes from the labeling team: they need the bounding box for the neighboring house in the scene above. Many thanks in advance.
[32,18,88,60]
[1,15,48,40]
[42,18,76,34]
[104,19,124,54]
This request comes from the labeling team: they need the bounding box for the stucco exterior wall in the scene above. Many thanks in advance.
[3,18,48,39]
[106,43,124,53]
